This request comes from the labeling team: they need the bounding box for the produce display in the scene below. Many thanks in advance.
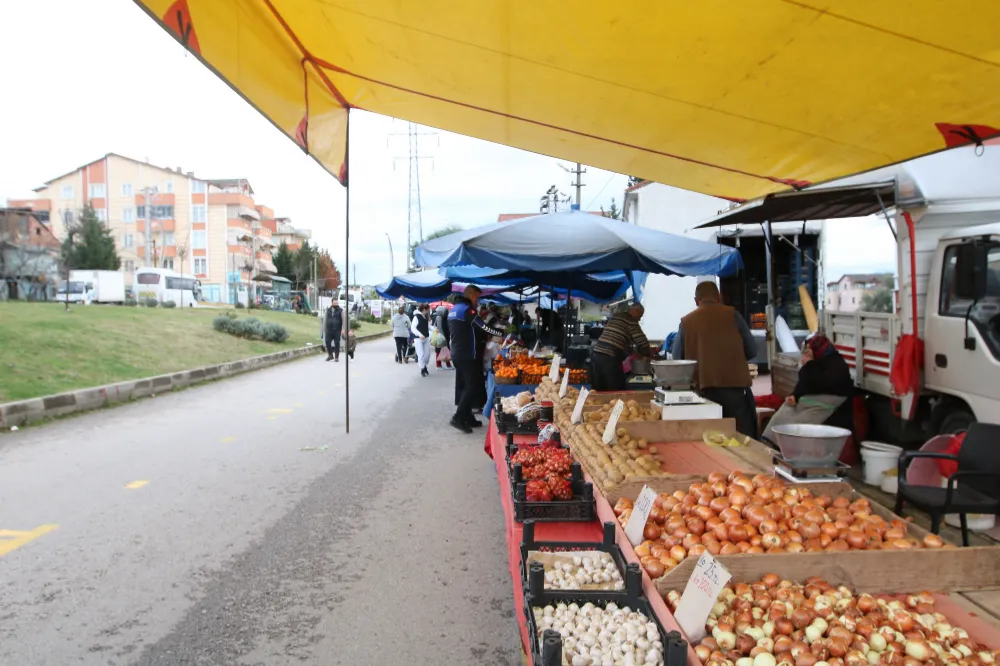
[512,444,575,501]
[531,601,665,665]
[501,391,535,415]
[611,471,945,580]
[532,381,674,492]
[584,399,661,423]
[528,552,625,591]
[666,575,1000,666]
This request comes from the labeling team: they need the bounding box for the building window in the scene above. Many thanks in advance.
[136,205,174,220]
[95,208,107,222]
[63,210,74,226]
[163,231,176,246]
[122,207,135,223]
[192,180,206,194]
[164,180,174,194]
[61,185,74,199]
[123,233,135,248]
[192,230,207,249]
[89,183,106,198]
[194,258,208,274]
[162,258,175,270]
[122,182,133,197]
[192,205,207,222]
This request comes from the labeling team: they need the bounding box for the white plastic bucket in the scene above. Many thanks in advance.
[939,478,997,531]
[861,441,902,486]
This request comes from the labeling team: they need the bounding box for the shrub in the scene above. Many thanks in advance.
[124,298,138,307]
[235,301,245,309]
[259,303,271,311]
[162,300,177,308]
[144,298,159,308]
[348,316,361,331]
[212,315,289,343]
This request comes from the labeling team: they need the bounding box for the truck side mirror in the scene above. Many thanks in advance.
[955,242,989,301]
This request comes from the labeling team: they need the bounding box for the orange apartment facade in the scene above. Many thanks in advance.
[8,153,307,304]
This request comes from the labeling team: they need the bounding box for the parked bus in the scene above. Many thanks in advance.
[134,267,203,306]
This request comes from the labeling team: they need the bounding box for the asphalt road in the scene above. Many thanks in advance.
[0,338,522,665]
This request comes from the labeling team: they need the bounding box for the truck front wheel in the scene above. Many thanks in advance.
[933,403,976,435]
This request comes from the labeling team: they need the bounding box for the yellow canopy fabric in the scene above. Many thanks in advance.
[135,0,1000,199]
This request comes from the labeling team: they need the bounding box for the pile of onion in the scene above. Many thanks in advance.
[664,575,999,666]
[611,472,947,580]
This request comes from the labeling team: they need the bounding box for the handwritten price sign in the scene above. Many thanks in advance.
[623,485,657,546]
[673,552,732,643]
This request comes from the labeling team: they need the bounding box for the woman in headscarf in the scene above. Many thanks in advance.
[763,334,855,443]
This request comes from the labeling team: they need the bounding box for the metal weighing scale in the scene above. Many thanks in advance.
[768,424,854,483]
[650,360,723,421]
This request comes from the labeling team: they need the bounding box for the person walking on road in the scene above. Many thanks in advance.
[448,286,505,433]
[433,305,452,369]
[391,306,410,363]
[672,281,759,438]
[411,303,432,377]
[324,302,344,362]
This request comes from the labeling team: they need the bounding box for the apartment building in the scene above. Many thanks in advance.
[8,153,284,305]
[268,217,311,252]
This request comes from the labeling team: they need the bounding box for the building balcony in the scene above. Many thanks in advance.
[209,192,255,208]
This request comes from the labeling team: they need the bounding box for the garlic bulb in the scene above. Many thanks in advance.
[531,603,664,666]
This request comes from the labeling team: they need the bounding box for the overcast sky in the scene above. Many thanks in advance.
[0,0,894,287]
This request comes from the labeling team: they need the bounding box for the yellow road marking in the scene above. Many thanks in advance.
[267,416,278,421]
[221,436,236,443]
[125,480,150,489]
[0,524,59,557]
[294,403,303,407]
[262,408,293,414]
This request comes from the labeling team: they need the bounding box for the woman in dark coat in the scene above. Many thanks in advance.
[324,304,344,362]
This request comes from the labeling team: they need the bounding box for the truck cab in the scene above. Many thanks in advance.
[923,224,1000,432]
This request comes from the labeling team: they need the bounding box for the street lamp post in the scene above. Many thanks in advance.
[63,230,76,312]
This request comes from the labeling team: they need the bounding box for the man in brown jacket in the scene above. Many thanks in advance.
[671,281,759,438]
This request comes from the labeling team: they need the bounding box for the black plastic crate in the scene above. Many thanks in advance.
[519,521,630,600]
[510,462,595,523]
[497,412,540,435]
[524,562,688,666]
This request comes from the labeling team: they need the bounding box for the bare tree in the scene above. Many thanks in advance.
[176,234,189,308]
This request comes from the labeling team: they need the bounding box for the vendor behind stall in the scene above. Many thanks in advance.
[591,304,650,391]
[762,334,854,444]
[672,281,758,438]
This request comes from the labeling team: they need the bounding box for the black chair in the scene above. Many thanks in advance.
[895,422,1000,546]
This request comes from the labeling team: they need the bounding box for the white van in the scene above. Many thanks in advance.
[134,267,203,306]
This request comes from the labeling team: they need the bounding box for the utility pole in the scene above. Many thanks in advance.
[140,186,158,267]
[559,163,586,208]
[385,232,394,279]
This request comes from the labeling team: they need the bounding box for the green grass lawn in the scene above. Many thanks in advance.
[0,302,389,402]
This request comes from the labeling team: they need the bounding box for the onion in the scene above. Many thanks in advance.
[635,543,652,558]
[755,653,778,666]
[827,638,849,658]
[721,543,741,555]
[643,523,662,540]
[670,545,687,562]
[762,533,783,550]
[904,639,932,661]
[710,497,731,514]
[923,534,944,549]
[644,559,665,578]
[696,645,712,661]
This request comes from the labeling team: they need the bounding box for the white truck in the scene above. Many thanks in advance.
[58,269,126,304]
[703,143,1000,437]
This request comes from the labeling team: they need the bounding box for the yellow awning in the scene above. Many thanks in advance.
[134,0,1000,200]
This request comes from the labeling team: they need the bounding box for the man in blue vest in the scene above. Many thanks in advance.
[448,285,506,433]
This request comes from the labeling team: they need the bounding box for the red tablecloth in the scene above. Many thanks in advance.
[485,416,694,666]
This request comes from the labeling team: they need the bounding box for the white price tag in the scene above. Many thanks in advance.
[623,485,657,546]
[548,354,561,382]
[571,388,590,424]
[559,367,570,397]
[601,400,625,444]
[674,552,732,643]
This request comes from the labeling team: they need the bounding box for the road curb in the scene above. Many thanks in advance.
[0,330,392,429]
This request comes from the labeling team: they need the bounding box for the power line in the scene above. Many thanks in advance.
[585,173,617,211]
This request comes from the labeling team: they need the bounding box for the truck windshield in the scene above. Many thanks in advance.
[940,243,1000,359]
[57,281,86,294]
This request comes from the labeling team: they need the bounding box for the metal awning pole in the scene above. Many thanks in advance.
[764,219,777,370]
[344,108,351,434]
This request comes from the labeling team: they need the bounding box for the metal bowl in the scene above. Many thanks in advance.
[770,423,852,466]
[650,360,697,386]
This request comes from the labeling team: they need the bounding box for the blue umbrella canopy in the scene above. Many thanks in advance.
[415,209,741,276]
